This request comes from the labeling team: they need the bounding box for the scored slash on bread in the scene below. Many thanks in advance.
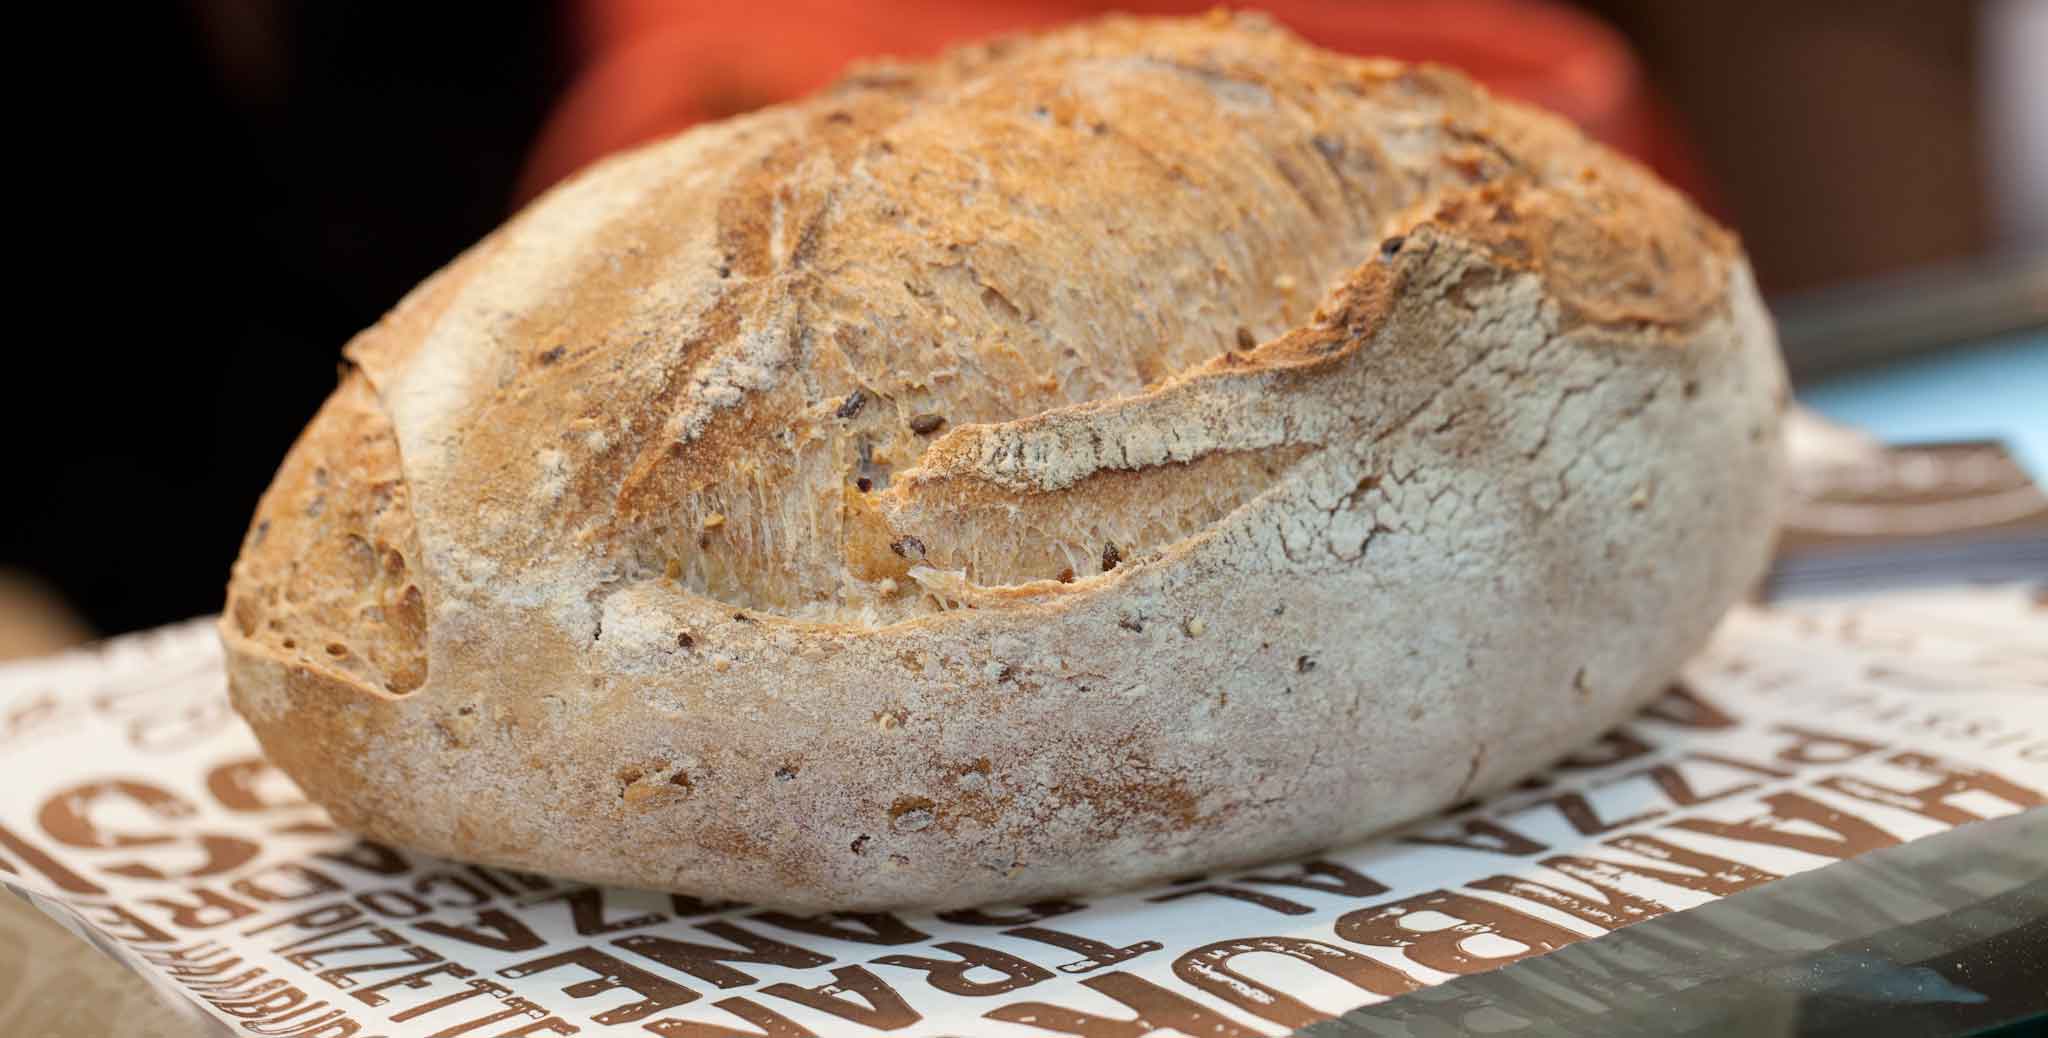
[221,12,1786,910]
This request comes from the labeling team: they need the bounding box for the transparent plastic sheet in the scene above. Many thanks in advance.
[1304,807,2048,1037]
[1,586,2044,1037]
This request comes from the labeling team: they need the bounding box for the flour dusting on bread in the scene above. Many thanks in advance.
[222,13,1786,910]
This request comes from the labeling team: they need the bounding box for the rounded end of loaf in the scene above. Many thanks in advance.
[220,12,1787,910]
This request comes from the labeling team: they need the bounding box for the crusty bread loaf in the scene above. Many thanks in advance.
[221,12,1787,910]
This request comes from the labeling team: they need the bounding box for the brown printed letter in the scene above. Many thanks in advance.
[615,920,833,989]
[872,941,1054,996]
[1819,753,2045,826]
[38,779,259,880]
[1236,861,1390,899]
[644,996,817,1038]
[1173,937,1418,1027]
[1669,792,1900,860]
[751,912,929,946]
[758,965,921,1031]
[937,900,1087,927]
[1537,832,1778,904]
[1000,927,1162,974]
[534,887,667,936]
[501,945,697,1025]
[985,971,1262,1038]
[1769,726,1886,767]
[1401,818,1548,857]
[1336,890,1582,975]
[415,907,544,952]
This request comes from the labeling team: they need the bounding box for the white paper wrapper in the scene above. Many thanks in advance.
[2,586,2044,1037]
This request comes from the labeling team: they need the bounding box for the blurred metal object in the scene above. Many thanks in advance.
[1775,252,2048,382]
[1768,535,2048,600]
[1770,429,2048,598]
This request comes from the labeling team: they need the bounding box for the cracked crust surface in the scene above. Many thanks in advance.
[221,13,1787,910]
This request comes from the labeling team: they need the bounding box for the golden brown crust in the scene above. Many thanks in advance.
[226,373,427,698]
[1388,66,1735,333]
[315,13,1737,625]
[222,13,1783,910]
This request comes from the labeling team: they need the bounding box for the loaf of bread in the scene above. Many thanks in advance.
[221,13,1787,910]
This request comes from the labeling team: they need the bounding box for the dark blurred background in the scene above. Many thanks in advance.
[5,0,2044,649]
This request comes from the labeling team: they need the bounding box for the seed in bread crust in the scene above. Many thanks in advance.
[889,796,937,833]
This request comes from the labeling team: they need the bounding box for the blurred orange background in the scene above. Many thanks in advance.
[518,0,1713,213]
[5,0,2023,645]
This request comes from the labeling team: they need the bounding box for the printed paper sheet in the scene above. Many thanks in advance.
[1,585,2044,1037]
